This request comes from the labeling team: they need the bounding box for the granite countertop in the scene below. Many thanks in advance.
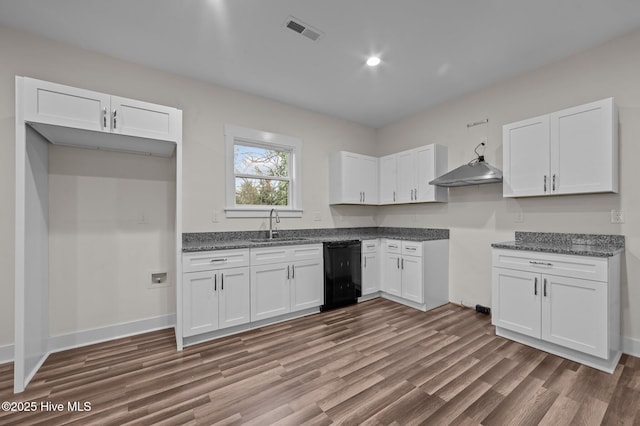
[183,227,449,252]
[491,231,624,258]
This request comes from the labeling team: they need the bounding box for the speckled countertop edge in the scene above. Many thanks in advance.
[183,227,449,252]
[492,231,625,258]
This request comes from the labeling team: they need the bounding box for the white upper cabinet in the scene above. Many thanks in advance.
[110,96,179,142]
[379,154,397,204]
[386,144,448,204]
[23,77,180,156]
[329,151,379,205]
[24,78,110,132]
[503,98,618,197]
[503,115,550,197]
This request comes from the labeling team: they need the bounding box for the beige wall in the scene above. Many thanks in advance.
[0,25,376,347]
[376,28,640,343]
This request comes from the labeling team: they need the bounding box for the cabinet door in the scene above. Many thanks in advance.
[23,77,110,132]
[290,259,324,312]
[111,96,178,142]
[401,256,423,303]
[218,267,250,329]
[550,98,617,195]
[379,154,397,204]
[415,145,435,202]
[183,271,219,337]
[503,115,550,197]
[396,150,415,203]
[362,251,379,295]
[491,268,541,338]
[250,263,290,321]
[360,155,379,204]
[541,274,608,358]
[382,253,402,296]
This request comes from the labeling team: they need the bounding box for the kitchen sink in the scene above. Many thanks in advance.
[248,237,310,243]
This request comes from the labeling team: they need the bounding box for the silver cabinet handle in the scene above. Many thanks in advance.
[552,174,556,191]
[414,188,418,200]
[292,264,295,279]
[221,273,224,290]
[534,277,538,295]
[389,244,398,249]
[393,191,396,202]
[405,247,417,251]
[397,257,400,269]
[363,192,365,203]
[401,258,404,269]
[211,258,228,263]
[364,257,367,267]
[287,265,290,280]
[529,261,553,266]
[103,107,107,129]
[543,175,547,192]
[366,244,375,248]
[543,278,548,297]
[214,274,217,291]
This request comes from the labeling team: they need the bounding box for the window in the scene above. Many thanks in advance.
[225,125,302,217]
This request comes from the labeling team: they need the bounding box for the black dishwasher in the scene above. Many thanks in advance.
[321,240,362,311]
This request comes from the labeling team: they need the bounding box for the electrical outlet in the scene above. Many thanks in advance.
[212,211,220,223]
[514,212,524,223]
[138,211,147,224]
[610,209,624,224]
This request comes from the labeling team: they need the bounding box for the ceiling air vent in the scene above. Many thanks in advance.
[283,16,323,41]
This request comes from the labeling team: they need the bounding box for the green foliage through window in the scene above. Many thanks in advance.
[234,144,290,206]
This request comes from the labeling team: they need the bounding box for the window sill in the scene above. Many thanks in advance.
[225,208,303,218]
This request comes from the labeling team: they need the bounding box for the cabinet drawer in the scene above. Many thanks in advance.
[402,241,423,257]
[250,244,322,266]
[290,244,323,261]
[361,239,378,253]
[183,249,249,272]
[492,249,608,282]
[384,239,401,254]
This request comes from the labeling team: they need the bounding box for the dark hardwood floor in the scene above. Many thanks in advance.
[1,298,639,425]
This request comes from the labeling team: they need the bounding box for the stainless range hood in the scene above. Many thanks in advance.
[429,143,503,187]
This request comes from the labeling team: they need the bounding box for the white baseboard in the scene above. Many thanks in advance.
[622,335,640,358]
[48,314,176,353]
[0,314,176,365]
[0,344,13,364]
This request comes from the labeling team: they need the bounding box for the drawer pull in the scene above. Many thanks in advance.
[534,277,538,295]
[543,278,548,297]
[214,274,217,291]
[405,247,417,251]
[389,244,398,249]
[366,244,375,248]
[211,258,228,262]
[529,261,552,266]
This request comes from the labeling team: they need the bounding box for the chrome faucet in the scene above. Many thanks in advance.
[269,208,280,239]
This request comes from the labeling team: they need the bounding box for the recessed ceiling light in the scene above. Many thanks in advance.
[366,56,381,67]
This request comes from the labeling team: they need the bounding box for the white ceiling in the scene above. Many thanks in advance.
[2,0,640,128]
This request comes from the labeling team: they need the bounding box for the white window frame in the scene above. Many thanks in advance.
[225,124,303,218]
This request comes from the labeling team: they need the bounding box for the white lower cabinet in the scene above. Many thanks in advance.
[250,244,324,322]
[182,252,250,338]
[492,249,620,372]
[250,263,290,321]
[380,239,449,311]
[361,240,380,295]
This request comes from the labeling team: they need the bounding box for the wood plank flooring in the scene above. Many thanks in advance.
[1,298,639,425]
